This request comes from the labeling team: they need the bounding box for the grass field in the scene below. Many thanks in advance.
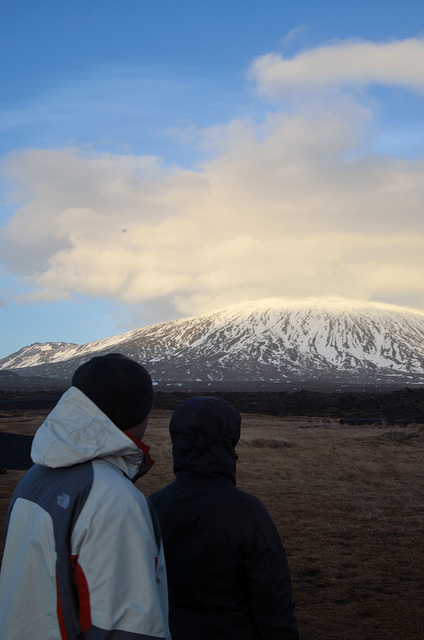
[1,409,423,639]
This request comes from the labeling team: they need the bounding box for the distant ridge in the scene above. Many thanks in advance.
[1,297,424,391]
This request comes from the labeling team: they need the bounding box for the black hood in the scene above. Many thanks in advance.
[170,397,241,483]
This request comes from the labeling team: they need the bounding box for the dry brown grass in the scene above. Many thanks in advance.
[1,410,423,639]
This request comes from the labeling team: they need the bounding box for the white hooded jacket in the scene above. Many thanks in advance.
[0,386,170,640]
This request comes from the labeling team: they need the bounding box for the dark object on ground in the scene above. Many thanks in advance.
[154,388,424,422]
[0,433,33,470]
[1,388,424,422]
[0,396,61,410]
[340,417,388,425]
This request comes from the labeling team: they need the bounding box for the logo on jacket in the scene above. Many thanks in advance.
[57,493,70,509]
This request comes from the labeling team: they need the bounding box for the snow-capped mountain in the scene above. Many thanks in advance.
[2,297,424,390]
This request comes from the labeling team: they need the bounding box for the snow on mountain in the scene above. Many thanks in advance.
[2,297,424,389]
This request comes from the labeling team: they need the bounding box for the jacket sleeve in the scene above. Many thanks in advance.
[70,464,171,640]
[243,501,299,640]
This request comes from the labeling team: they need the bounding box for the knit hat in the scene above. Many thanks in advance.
[72,353,154,430]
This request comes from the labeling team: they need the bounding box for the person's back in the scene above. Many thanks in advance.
[0,353,170,640]
[150,396,299,640]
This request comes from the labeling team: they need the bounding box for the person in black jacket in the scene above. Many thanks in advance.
[150,396,299,640]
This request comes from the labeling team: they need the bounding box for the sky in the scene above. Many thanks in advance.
[1,0,424,358]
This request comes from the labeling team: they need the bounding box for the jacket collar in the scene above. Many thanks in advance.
[31,386,152,481]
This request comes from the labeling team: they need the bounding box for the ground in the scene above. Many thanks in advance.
[1,408,423,640]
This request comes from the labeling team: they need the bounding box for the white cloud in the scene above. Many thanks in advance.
[2,38,424,319]
[2,99,424,315]
[249,38,424,99]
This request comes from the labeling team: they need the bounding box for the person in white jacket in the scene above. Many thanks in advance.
[0,353,171,640]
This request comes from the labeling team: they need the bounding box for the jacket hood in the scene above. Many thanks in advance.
[31,386,152,480]
[170,397,241,483]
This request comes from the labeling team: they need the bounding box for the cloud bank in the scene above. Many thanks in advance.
[1,37,424,320]
[250,38,424,98]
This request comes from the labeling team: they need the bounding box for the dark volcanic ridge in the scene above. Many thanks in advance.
[0,369,68,393]
[2,386,424,472]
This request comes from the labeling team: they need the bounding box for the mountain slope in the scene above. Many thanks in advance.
[2,297,424,389]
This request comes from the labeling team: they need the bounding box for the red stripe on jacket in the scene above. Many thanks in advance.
[71,554,92,634]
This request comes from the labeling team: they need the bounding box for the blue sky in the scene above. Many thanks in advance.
[1,0,424,358]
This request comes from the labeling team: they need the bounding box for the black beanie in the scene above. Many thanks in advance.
[71,353,154,430]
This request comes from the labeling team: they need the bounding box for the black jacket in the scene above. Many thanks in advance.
[150,397,299,640]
